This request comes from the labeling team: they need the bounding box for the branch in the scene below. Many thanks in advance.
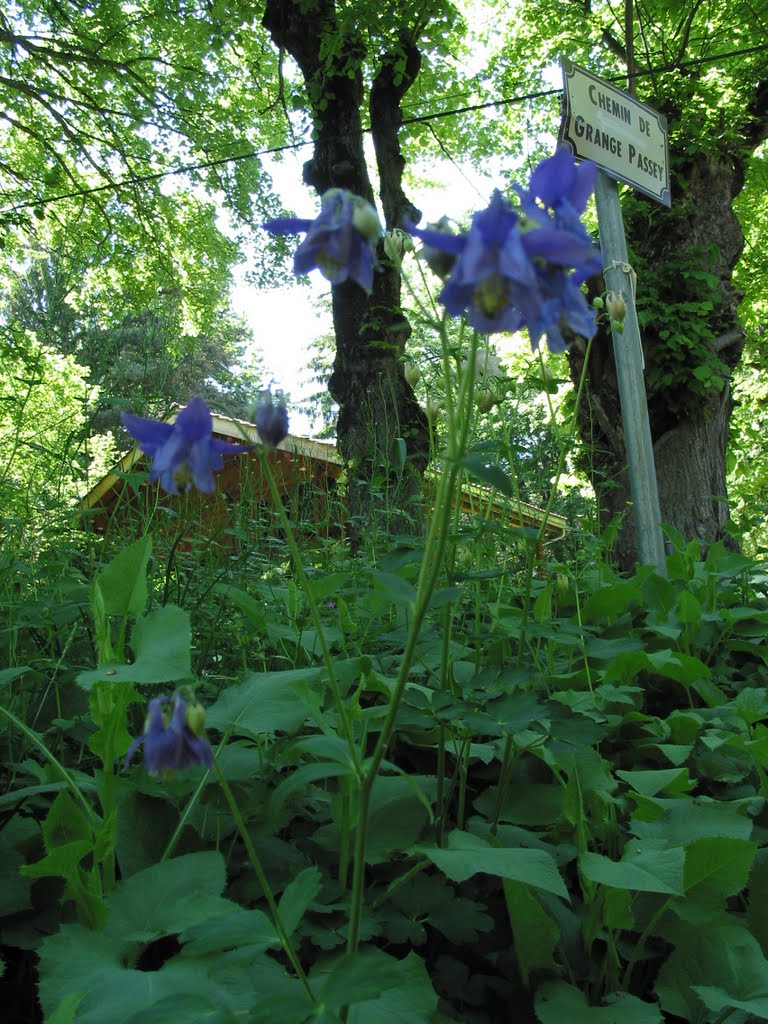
[711,327,745,353]
[369,35,422,229]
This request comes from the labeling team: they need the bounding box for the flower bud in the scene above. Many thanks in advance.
[351,197,383,242]
[253,390,289,449]
[605,291,627,323]
[420,217,458,279]
[592,296,605,310]
[404,361,420,387]
[185,701,207,737]
[476,388,495,413]
[425,397,441,423]
[384,228,413,261]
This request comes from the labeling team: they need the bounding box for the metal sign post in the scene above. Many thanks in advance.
[560,60,670,571]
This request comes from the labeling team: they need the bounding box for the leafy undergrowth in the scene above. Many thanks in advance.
[3,528,768,1024]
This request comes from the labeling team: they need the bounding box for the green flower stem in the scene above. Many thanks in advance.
[259,449,360,776]
[347,322,478,953]
[516,333,595,660]
[214,757,314,1002]
[0,703,100,829]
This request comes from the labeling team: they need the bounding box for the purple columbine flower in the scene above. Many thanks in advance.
[263,188,382,293]
[125,694,214,774]
[410,191,540,336]
[122,397,247,495]
[408,149,600,350]
[253,390,289,450]
[515,146,602,284]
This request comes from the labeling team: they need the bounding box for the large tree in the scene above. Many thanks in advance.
[261,1,465,545]
[487,0,768,568]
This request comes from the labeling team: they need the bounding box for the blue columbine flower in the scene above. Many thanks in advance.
[125,694,214,774]
[515,146,602,284]
[252,390,289,450]
[122,397,247,494]
[263,188,382,293]
[408,149,600,350]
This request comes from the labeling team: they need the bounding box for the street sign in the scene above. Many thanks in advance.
[559,59,671,207]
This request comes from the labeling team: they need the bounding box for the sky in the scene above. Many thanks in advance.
[229,143,500,437]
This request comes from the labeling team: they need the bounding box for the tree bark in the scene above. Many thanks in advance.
[262,1,428,550]
[570,85,768,570]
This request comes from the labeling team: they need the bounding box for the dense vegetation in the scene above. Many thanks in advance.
[2,1,768,1022]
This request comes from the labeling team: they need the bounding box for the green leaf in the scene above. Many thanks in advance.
[748,855,768,956]
[373,570,417,608]
[683,836,756,898]
[179,906,277,956]
[0,666,29,687]
[309,572,350,604]
[93,535,152,618]
[105,851,230,943]
[278,866,322,938]
[319,949,404,1012]
[123,994,238,1024]
[77,605,192,689]
[579,845,684,895]
[418,830,568,899]
[459,453,514,496]
[206,669,314,738]
[47,992,85,1024]
[536,980,663,1023]
[346,951,438,1023]
[617,768,692,797]
[503,880,560,985]
[39,926,246,1024]
[365,774,434,864]
[656,923,768,1022]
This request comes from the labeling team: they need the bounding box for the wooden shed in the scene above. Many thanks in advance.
[78,410,567,547]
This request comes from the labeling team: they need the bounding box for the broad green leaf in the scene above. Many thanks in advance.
[105,851,230,943]
[748,855,768,956]
[365,774,435,864]
[579,846,684,895]
[278,866,322,938]
[631,797,754,845]
[428,896,493,944]
[77,605,192,689]
[212,584,267,629]
[38,926,247,1024]
[206,669,315,738]
[617,768,692,797]
[656,923,768,1022]
[93,535,152,618]
[0,666,29,687]
[318,949,404,1012]
[309,572,350,603]
[179,907,278,956]
[683,836,756,898]
[503,880,559,985]
[418,830,568,899]
[458,453,515,496]
[373,570,417,608]
[346,951,438,1023]
[536,980,663,1023]
[123,994,238,1024]
[47,992,85,1024]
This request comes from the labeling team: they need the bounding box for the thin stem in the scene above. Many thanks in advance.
[0,703,100,826]
[347,321,478,953]
[259,449,360,775]
[517,333,595,659]
[214,757,314,1002]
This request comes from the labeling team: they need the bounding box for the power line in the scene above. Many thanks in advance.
[2,40,767,217]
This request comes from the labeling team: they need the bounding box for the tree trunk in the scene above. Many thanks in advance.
[571,86,768,570]
[262,1,428,550]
